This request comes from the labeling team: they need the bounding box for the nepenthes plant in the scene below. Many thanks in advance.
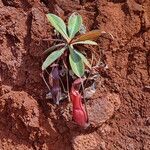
[42,12,105,128]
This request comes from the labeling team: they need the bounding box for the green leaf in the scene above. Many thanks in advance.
[42,47,66,70]
[72,40,98,46]
[43,43,65,55]
[46,13,69,40]
[69,47,84,77]
[74,50,91,69]
[68,12,82,39]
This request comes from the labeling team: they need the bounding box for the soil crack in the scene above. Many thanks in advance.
[24,11,33,53]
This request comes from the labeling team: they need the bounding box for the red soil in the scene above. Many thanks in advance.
[1,0,150,149]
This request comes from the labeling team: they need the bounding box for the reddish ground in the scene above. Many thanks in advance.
[0,0,150,149]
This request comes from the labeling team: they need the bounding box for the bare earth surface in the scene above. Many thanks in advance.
[0,0,150,149]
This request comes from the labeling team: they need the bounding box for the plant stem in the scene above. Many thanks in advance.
[59,77,67,93]
[84,52,94,87]
[41,72,51,91]
[42,38,64,42]
[66,69,71,102]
